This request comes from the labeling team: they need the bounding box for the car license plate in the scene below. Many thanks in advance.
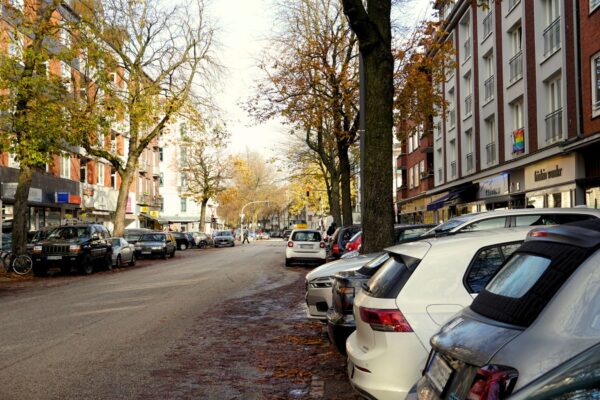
[47,255,62,260]
[142,251,151,254]
[425,353,454,395]
[300,244,312,249]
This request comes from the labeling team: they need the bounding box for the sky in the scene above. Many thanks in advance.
[207,0,433,159]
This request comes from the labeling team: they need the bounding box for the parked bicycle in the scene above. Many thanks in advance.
[0,251,33,275]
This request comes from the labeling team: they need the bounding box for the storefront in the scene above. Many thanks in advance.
[461,171,526,213]
[524,153,584,208]
[398,195,438,224]
[426,184,477,222]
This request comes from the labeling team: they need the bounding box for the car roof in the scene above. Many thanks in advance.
[450,207,600,222]
[290,229,321,234]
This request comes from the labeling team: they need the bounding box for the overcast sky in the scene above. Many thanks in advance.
[207,0,433,158]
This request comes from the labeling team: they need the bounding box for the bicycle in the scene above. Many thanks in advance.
[0,250,33,275]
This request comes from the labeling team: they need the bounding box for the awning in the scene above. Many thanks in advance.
[427,185,476,211]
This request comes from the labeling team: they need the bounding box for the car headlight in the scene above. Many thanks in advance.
[69,245,81,253]
[33,245,43,253]
[152,246,163,250]
[309,276,333,288]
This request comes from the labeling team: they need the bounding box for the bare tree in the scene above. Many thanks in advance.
[76,0,217,236]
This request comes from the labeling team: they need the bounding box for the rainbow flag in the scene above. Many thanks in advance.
[513,129,524,154]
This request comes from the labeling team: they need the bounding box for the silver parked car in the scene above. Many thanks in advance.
[415,220,600,400]
[111,237,136,267]
[213,230,235,248]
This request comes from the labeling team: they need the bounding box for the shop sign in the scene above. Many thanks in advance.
[478,174,509,199]
[525,154,579,191]
[82,187,118,211]
[140,206,149,213]
[150,210,159,218]
[2,183,42,202]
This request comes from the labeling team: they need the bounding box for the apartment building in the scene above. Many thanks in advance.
[421,0,598,223]
[0,0,161,233]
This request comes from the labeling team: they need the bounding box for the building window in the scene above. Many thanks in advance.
[545,76,563,142]
[461,14,471,62]
[592,0,600,13]
[509,25,523,83]
[464,72,472,118]
[485,117,496,165]
[483,53,495,102]
[449,139,457,178]
[414,164,420,187]
[408,166,414,189]
[465,129,474,173]
[180,197,187,213]
[482,4,494,38]
[543,0,561,56]
[80,159,87,183]
[593,52,600,117]
[419,160,426,179]
[111,167,117,189]
[159,172,164,187]
[159,147,163,162]
[97,162,105,186]
[512,100,524,130]
[60,155,70,179]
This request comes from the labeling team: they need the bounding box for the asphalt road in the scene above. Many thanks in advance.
[0,240,303,400]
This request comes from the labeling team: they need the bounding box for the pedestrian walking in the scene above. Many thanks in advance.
[242,229,250,244]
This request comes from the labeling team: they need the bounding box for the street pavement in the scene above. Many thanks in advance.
[0,240,306,399]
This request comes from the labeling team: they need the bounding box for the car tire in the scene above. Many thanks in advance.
[128,254,136,266]
[116,255,122,268]
[33,264,48,277]
[199,242,206,249]
[162,250,168,260]
[180,243,187,251]
[170,249,175,258]
[285,258,291,267]
[79,255,94,275]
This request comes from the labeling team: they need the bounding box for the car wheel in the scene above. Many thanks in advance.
[79,255,94,275]
[162,250,168,260]
[180,243,187,251]
[33,264,48,277]
[116,255,122,268]
[128,253,136,266]
[170,249,176,258]
[199,241,206,249]
[285,258,291,267]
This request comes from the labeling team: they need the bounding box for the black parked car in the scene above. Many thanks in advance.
[134,232,176,259]
[31,224,113,276]
[172,232,192,250]
[326,223,438,354]
[329,225,361,259]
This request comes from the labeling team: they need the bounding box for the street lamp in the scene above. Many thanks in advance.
[239,200,270,240]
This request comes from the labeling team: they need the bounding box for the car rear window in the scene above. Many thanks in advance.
[349,231,362,243]
[365,254,421,299]
[486,254,552,298]
[140,234,165,241]
[292,231,321,242]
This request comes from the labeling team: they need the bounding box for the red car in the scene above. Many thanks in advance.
[344,231,362,252]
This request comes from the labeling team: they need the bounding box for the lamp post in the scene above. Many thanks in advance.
[239,200,270,240]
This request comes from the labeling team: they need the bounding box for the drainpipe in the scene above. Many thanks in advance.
[574,0,584,139]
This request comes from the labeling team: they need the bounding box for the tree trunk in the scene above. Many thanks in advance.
[329,172,342,226]
[342,0,394,253]
[113,169,134,237]
[338,143,353,226]
[11,165,33,254]
[199,198,209,233]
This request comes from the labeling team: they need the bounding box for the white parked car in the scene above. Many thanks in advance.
[285,229,327,267]
[346,228,532,400]
[305,252,388,320]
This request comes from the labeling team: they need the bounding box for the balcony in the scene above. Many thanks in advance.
[486,142,496,165]
[464,94,472,117]
[543,18,561,56]
[450,161,457,179]
[509,51,523,83]
[396,155,407,170]
[483,11,493,38]
[545,108,563,143]
[466,152,474,173]
[484,76,495,102]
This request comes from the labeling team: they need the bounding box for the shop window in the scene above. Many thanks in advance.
[547,191,570,208]
[586,188,600,208]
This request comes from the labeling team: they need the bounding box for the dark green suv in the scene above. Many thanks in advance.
[31,224,113,276]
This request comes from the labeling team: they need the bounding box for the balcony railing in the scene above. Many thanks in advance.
[508,0,521,10]
[484,75,495,102]
[438,168,443,182]
[463,39,471,61]
[448,109,456,129]
[543,18,561,56]
[450,161,457,179]
[486,142,496,165]
[509,50,523,82]
[483,11,493,38]
[545,108,563,142]
[464,94,472,117]
[466,152,474,173]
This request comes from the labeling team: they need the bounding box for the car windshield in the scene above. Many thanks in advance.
[125,234,142,241]
[33,228,57,242]
[433,218,468,234]
[291,231,321,242]
[140,234,165,242]
[48,227,90,240]
[216,231,232,237]
[111,238,121,247]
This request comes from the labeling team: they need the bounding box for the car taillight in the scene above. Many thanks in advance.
[466,365,518,400]
[338,287,355,311]
[319,242,325,248]
[359,307,413,332]
[287,241,294,248]
[332,243,339,254]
